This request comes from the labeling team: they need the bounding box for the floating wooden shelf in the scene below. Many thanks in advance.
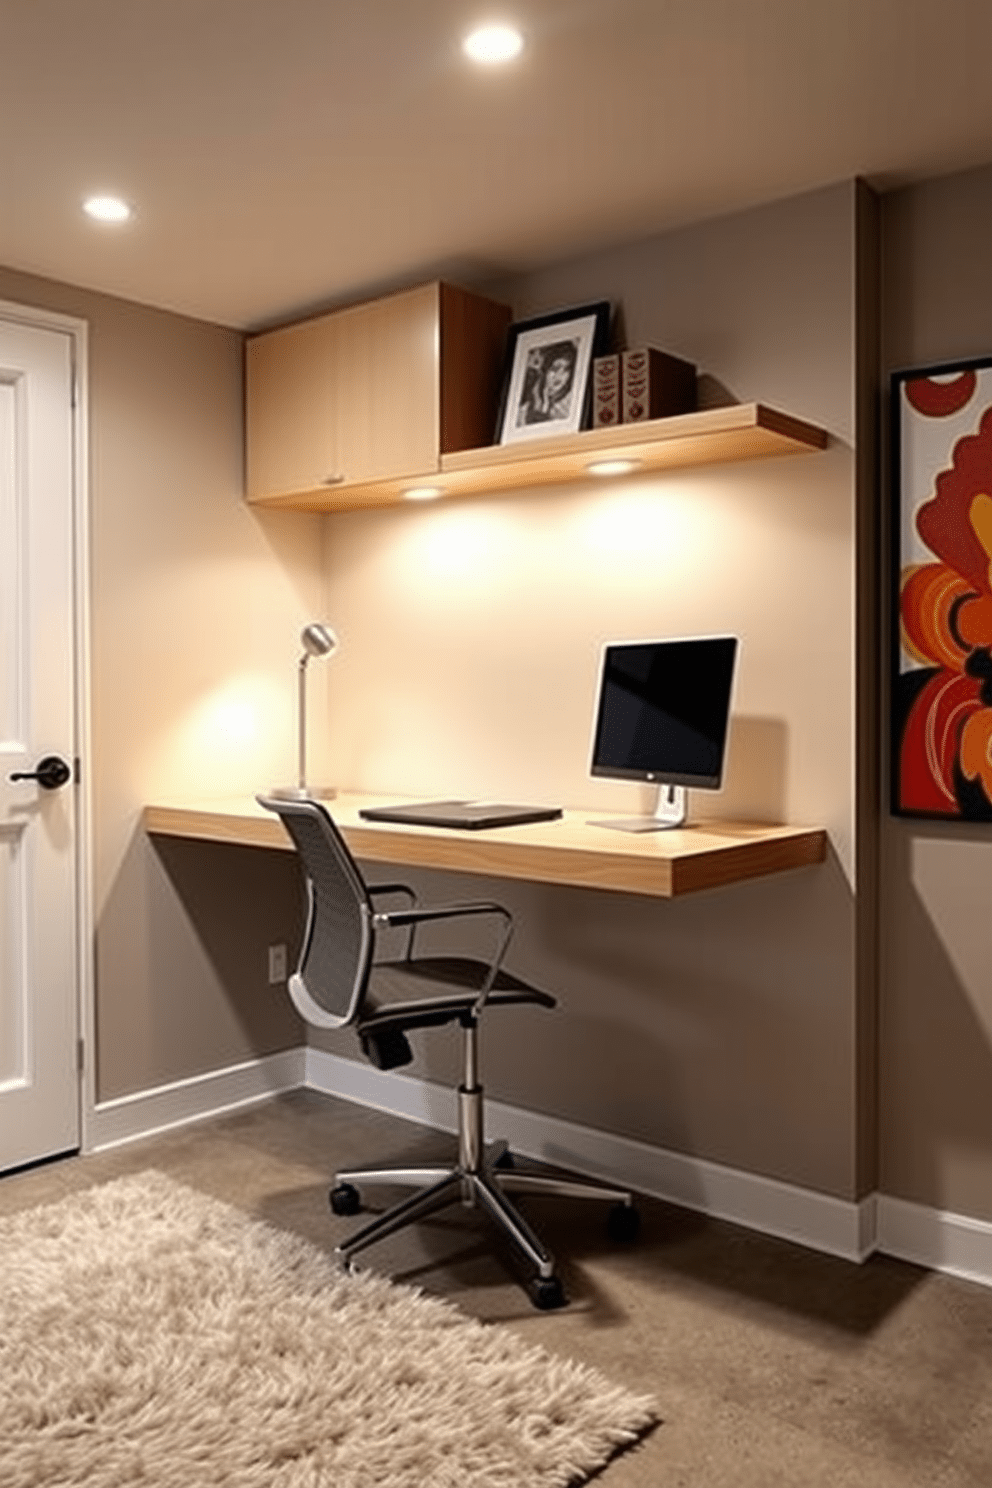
[143,793,828,901]
[247,402,828,514]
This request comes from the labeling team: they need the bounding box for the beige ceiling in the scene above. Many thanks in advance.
[4,0,992,330]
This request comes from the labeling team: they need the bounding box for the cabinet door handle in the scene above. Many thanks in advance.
[321,473,345,485]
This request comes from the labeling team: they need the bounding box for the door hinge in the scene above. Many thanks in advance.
[73,756,81,784]
[77,1038,85,1073]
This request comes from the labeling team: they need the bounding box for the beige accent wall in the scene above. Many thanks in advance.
[880,163,992,1221]
[0,265,320,1101]
[310,182,875,1201]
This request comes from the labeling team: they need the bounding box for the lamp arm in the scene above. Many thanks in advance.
[297,653,310,792]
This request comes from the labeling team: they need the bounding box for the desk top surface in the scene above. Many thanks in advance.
[143,792,827,900]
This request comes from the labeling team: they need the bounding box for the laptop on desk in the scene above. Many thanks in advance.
[358,800,563,831]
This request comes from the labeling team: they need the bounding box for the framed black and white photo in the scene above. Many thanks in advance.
[495,302,611,444]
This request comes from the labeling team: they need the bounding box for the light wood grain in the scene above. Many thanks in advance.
[332,284,440,484]
[247,402,828,513]
[246,283,441,500]
[246,312,342,499]
[143,793,827,899]
[246,282,513,504]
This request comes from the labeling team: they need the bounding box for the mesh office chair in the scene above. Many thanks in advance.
[259,795,639,1309]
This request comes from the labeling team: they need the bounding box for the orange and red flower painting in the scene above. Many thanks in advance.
[895,360,992,818]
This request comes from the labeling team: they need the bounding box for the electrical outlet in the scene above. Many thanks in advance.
[267,943,288,985]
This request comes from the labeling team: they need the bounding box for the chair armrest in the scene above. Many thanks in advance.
[374,900,509,929]
[373,901,514,1016]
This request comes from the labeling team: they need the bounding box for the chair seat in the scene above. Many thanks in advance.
[361,956,556,1034]
[355,957,555,1070]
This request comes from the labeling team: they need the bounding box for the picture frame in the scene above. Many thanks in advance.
[892,354,992,819]
[495,301,611,445]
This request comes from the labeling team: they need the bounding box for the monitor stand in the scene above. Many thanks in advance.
[592,784,687,833]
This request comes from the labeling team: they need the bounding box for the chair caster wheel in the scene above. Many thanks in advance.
[330,1182,361,1217]
[529,1274,567,1311]
[607,1202,640,1242]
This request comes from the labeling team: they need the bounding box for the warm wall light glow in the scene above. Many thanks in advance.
[576,484,697,565]
[403,486,443,502]
[587,459,640,477]
[403,507,511,590]
[209,696,260,747]
[143,674,290,800]
[463,22,524,64]
[83,195,132,223]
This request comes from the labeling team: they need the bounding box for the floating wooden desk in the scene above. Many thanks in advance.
[143,793,827,900]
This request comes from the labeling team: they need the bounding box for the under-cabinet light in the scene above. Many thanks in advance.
[403,486,443,502]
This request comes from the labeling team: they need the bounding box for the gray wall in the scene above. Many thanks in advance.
[881,163,992,1221]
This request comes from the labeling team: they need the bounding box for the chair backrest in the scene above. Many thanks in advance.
[257,796,373,1031]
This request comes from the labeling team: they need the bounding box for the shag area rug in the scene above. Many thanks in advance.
[0,1170,656,1487]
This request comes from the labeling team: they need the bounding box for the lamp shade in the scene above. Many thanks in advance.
[301,623,337,658]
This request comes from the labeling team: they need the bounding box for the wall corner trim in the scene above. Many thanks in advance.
[876,1194,992,1290]
[86,1047,306,1153]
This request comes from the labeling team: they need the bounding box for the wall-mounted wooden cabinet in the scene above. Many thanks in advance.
[246,280,829,515]
[246,281,511,504]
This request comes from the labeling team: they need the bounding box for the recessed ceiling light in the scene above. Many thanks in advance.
[587,458,640,477]
[83,195,132,224]
[403,485,443,502]
[463,22,524,64]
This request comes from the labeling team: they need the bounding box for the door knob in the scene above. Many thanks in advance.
[9,754,72,790]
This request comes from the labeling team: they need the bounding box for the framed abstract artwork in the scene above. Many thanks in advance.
[893,355,992,818]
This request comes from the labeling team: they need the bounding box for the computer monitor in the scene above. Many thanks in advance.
[589,635,738,831]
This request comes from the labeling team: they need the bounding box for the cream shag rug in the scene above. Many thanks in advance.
[0,1171,656,1487]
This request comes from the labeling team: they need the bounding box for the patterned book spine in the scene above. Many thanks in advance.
[592,354,621,427]
[621,348,696,422]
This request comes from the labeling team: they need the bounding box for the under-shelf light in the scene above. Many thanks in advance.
[403,485,443,502]
[586,458,640,478]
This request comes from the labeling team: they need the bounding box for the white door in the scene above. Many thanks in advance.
[0,314,80,1171]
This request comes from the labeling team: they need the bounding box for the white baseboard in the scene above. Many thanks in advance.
[84,1045,992,1289]
[305,1048,874,1263]
[86,1047,306,1153]
[877,1195,992,1290]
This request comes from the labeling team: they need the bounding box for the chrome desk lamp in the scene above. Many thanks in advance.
[272,623,338,800]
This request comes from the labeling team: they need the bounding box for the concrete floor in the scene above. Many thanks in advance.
[3,1088,992,1486]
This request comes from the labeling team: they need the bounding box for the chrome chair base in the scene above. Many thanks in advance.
[331,1060,638,1307]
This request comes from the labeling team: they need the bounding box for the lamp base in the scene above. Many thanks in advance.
[268,784,338,801]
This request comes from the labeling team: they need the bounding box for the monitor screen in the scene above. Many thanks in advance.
[590,636,738,790]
